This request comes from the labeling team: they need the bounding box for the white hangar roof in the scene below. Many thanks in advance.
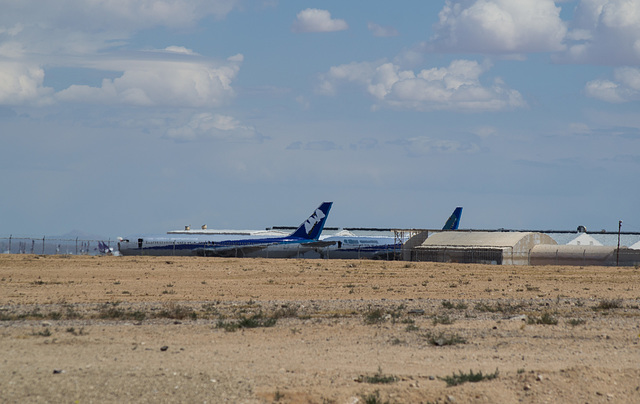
[567,233,603,246]
[419,231,557,248]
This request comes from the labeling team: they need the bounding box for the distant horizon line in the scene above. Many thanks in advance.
[2,228,640,240]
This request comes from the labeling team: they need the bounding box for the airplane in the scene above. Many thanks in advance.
[288,206,463,260]
[97,241,115,255]
[117,202,333,257]
[442,207,463,231]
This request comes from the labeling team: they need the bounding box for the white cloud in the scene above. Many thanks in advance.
[430,0,567,53]
[474,126,498,138]
[291,9,348,33]
[0,1,244,107]
[0,61,54,105]
[569,122,592,135]
[0,40,26,59]
[163,46,199,55]
[563,0,640,65]
[367,22,399,38]
[55,54,243,107]
[393,137,480,157]
[0,23,23,37]
[585,67,640,102]
[0,1,241,55]
[0,0,239,32]
[165,112,264,142]
[318,59,526,112]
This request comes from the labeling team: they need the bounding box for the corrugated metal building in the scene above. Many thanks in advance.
[530,245,640,266]
[409,231,556,265]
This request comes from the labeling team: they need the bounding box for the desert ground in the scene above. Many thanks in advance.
[1,254,639,403]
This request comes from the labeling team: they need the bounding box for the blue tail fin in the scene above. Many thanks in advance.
[289,202,333,240]
[442,207,462,230]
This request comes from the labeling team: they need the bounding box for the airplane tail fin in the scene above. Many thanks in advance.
[97,241,113,255]
[289,202,333,240]
[442,207,463,230]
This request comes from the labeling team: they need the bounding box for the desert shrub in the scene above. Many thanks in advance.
[216,312,277,332]
[359,390,390,404]
[33,328,52,337]
[474,302,523,314]
[157,303,196,320]
[363,308,386,325]
[439,369,499,386]
[272,305,299,319]
[432,314,454,325]
[593,299,623,311]
[356,367,397,384]
[527,312,558,325]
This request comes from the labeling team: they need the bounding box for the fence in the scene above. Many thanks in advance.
[411,246,640,266]
[0,236,115,256]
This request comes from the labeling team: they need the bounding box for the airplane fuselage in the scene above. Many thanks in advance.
[118,202,333,258]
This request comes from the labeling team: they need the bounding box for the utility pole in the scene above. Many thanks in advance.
[617,220,622,266]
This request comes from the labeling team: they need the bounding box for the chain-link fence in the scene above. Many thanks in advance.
[0,236,115,256]
[411,246,640,266]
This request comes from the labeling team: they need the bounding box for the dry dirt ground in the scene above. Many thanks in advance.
[1,255,640,403]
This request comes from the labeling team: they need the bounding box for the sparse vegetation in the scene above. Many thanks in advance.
[439,369,499,386]
[2,255,639,403]
[98,304,126,319]
[405,324,420,332]
[441,300,467,310]
[158,303,197,320]
[527,312,558,325]
[356,367,397,384]
[567,318,586,327]
[363,308,386,325]
[216,312,277,332]
[359,390,390,404]
[33,328,52,337]
[273,389,284,401]
[66,327,87,336]
[432,314,454,325]
[593,299,623,311]
[390,337,404,345]
[474,302,524,314]
[272,304,299,319]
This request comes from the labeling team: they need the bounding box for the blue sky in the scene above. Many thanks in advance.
[1,0,639,237]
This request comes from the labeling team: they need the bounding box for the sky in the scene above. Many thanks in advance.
[1,0,639,237]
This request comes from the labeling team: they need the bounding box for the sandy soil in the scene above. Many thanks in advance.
[1,254,640,403]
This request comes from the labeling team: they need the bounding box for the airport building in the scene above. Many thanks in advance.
[529,245,640,266]
[407,231,557,265]
[406,230,640,266]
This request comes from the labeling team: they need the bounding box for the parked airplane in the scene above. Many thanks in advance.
[97,241,117,255]
[117,202,333,257]
[296,206,463,260]
[442,207,463,231]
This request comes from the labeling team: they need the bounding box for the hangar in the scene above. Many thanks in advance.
[567,233,602,246]
[408,231,556,265]
[530,245,640,266]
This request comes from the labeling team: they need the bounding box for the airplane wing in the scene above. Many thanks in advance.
[300,240,336,248]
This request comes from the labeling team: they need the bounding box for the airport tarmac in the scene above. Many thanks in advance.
[1,255,639,403]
